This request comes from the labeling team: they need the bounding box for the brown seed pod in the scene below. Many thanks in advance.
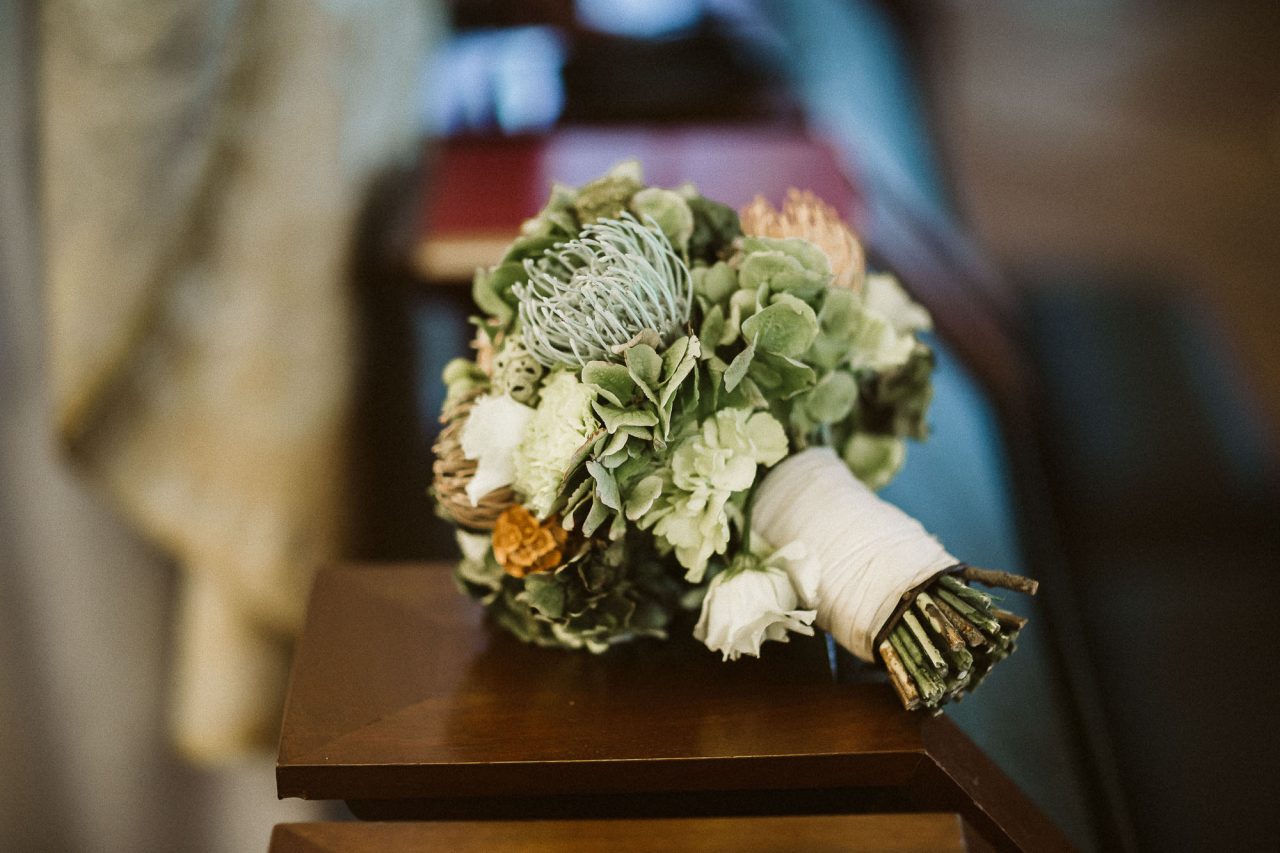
[431,389,516,530]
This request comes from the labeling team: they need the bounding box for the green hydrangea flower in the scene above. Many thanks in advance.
[842,432,907,490]
[641,408,789,581]
[513,372,600,518]
[630,187,694,253]
[515,538,685,653]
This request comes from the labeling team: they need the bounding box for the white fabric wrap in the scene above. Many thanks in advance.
[752,447,958,662]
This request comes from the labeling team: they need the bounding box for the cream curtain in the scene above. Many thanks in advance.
[1,0,433,849]
[41,0,428,762]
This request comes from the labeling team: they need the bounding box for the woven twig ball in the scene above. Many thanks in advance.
[432,389,516,530]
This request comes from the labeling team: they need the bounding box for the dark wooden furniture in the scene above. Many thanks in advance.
[268,813,984,852]
[277,564,1070,851]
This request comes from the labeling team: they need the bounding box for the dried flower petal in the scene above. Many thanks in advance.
[740,189,865,291]
[492,506,571,578]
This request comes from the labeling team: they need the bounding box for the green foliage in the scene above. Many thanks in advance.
[857,344,935,440]
[694,261,739,306]
[442,162,940,653]
[741,293,819,358]
[471,262,525,327]
[441,357,488,407]
[738,237,832,302]
[575,173,643,224]
[630,188,694,252]
[685,194,743,264]
[505,538,689,652]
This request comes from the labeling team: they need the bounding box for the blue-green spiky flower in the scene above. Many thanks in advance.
[514,215,692,368]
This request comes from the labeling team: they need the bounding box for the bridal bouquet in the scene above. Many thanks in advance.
[433,162,1036,711]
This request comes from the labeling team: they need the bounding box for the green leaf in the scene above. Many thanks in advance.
[558,478,594,525]
[624,474,664,520]
[575,173,642,224]
[842,432,907,490]
[617,424,654,442]
[733,375,767,409]
[724,342,755,391]
[819,287,858,332]
[582,497,610,537]
[630,187,694,251]
[593,403,659,434]
[699,304,725,357]
[608,509,628,540]
[587,460,621,510]
[659,336,700,410]
[804,288,857,369]
[686,197,743,264]
[696,261,738,305]
[660,335,690,378]
[740,293,819,357]
[741,235,832,276]
[582,361,637,406]
[738,250,827,302]
[521,574,567,619]
[471,263,524,325]
[597,429,631,459]
[625,344,663,396]
[749,351,815,398]
[804,370,858,423]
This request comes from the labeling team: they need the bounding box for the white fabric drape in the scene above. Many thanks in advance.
[2,0,435,849]
[40,0,428,763]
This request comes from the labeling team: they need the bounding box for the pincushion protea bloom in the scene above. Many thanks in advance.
[514,215,693,369]
[740,189,866,291]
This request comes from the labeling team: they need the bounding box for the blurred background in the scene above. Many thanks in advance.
[2,1,1277,851]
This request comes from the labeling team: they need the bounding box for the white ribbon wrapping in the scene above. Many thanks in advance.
[752,447,958,662]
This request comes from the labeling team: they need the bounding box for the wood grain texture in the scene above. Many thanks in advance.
[277,564,1070,850]
[268,813,979,852]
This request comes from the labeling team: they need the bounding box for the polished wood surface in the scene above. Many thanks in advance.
[268,813,984,852]
[277,564,1069,851]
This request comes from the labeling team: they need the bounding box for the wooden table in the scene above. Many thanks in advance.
[277,564,1070,851]
[268,813,984,852]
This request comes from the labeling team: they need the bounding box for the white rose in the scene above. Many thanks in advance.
[459,393,535,505]
[694,562,816,661]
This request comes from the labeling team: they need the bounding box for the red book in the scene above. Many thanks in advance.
[416,126,862,281]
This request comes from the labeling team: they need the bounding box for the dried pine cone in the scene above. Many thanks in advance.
[432,390,516,530]
[492,505,570,578]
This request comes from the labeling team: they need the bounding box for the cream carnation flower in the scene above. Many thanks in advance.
[459,393,535,505]
[512,372,599,517]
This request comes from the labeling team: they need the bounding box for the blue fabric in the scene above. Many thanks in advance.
[885,339,1096,849]
[762,2,1100,842]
